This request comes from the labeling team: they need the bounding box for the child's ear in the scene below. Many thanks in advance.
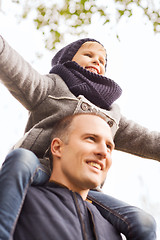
[50,138,63,158]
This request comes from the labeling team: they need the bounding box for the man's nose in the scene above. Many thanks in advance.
[95,143,108,160]
[95,143,112,169]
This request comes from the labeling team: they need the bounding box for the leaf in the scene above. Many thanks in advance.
[9,0,160,51]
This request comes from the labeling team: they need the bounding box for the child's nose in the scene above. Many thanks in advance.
[92,57,99,65]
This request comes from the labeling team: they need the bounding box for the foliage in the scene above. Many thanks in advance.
[5,0,160,49]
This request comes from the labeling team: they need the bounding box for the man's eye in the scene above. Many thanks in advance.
[106,144,112,150]
[87,136,95,141]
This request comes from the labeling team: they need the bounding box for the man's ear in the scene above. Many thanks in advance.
[51,138,63,158]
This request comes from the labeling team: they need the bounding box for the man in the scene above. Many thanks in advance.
[13,113,122,240]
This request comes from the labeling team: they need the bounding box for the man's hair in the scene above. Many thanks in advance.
[50,114,75,144]
[49,113,111,187]
[47,114,75,168]
[48,113,107,167]
[50,112,107,143]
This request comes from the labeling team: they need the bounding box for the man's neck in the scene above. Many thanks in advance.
[49,178,89,200]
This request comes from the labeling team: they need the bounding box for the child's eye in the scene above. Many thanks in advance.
[99,59,105,65]
[84,53,92,57]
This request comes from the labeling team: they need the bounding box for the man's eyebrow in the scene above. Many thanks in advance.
[81,133,98,140]
[82,133,97,137]
[82,133,115,148]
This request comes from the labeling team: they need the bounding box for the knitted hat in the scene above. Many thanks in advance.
[51,38,107,69]
[49,38,122,112]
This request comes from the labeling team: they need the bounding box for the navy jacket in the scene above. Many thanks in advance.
[14,182,122,240]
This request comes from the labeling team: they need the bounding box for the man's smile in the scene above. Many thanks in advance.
[88,162,101,170]
[86,160,104,170]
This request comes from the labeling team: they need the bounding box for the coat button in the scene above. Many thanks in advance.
[92,108,97,113]
[81,102,89,111]
[107,120,113,127]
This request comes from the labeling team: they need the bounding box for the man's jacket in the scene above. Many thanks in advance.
[14,182,122,240]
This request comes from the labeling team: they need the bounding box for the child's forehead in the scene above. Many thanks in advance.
[80,41,106,54]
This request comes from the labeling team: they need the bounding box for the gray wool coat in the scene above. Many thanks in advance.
[0,35,160,172]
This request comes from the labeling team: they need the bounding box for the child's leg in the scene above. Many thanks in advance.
[0,148,49,240]
[88,190,156,240]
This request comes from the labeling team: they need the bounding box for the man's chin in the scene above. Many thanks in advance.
[86,180,101,190]
[80,174,102,190]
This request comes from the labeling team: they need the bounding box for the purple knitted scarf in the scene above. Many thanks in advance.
[50,61,122,110]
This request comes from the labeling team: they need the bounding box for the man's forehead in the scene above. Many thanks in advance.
[71,114,111,135]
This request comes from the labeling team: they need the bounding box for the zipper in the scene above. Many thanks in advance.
[87,207,98,240]
[72,191,88,240]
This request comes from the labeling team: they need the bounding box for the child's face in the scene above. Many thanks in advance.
[72,42,106,76]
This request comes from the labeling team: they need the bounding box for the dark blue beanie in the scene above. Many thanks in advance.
[49,38,122,110]
[51,38,107,70]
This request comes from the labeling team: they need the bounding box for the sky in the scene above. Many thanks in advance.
[0,0,160,238]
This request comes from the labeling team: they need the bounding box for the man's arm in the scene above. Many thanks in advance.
[114,115,160,162]
[0,35,53,111]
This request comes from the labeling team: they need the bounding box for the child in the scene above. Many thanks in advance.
[0,36,156,239]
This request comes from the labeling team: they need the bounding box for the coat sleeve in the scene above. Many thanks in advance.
[114,115,160,162]
[0,35,54,111]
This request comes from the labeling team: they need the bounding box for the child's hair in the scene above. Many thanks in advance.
[49,38,122,111]
[50,38,107,70]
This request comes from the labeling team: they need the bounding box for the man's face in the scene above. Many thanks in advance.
[52,115,114,196]
[72,41,106,76]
